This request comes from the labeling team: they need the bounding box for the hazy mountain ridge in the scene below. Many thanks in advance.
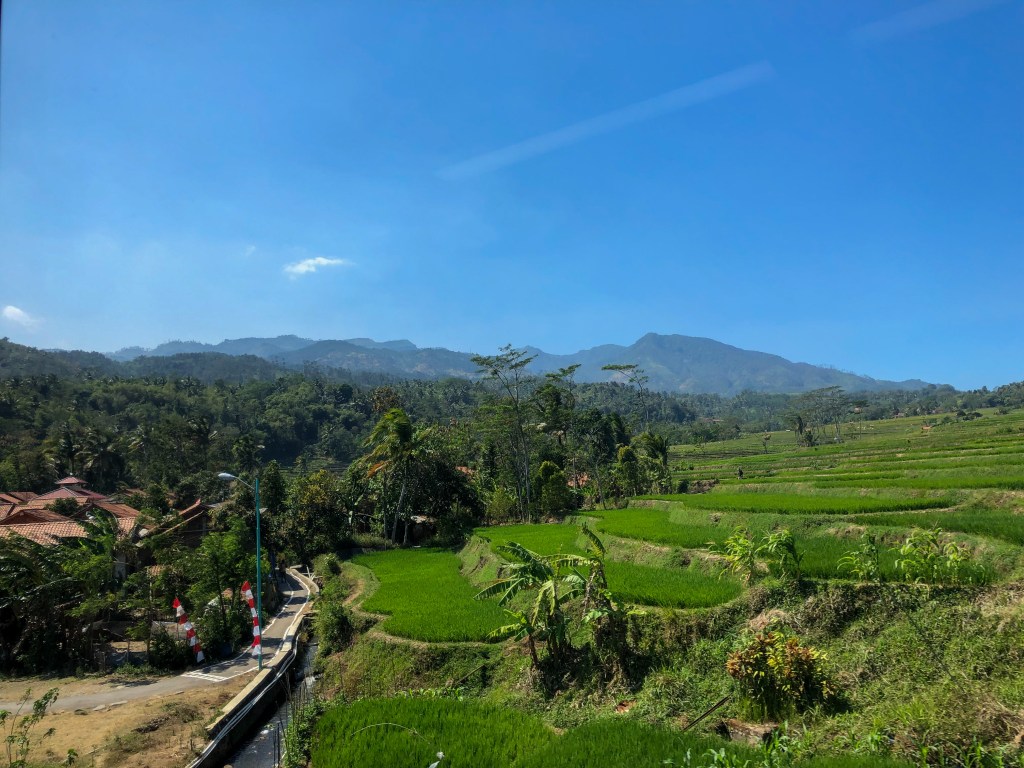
[104,333,930,395]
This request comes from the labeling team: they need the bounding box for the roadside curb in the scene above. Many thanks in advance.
[186,568,317,768]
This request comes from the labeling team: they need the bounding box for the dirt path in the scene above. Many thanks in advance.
[340,569,489,650]
[342,576,366,606]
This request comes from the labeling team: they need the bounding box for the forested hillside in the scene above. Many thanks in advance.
[105,332,932,395]
[1,336,992,501]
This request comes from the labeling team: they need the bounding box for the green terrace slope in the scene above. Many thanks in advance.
[352,549,506,642]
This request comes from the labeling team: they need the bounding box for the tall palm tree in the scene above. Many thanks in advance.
[81,428,127,491]
[363,408,432,543]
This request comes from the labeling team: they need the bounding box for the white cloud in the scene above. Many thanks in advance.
[1,305,37,327]
[437,61,776,179]
[283,256,354,278]
[851,0,1007,43]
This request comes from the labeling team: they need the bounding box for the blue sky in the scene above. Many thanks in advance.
[1,0,1021,390]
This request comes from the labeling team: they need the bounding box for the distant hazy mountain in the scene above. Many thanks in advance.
[527,333,929,394]
[104,333,930,395]
[108,335,316,361]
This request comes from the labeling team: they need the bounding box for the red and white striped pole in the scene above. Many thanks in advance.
[242,580,261,661]
[172,597,205,663]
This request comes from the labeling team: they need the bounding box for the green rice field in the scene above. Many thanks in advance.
[476,521,742,607]
[312,699,914,768]
[352,549,506,642]
[636,492,954,514]
[329,408,1024,764]
[348,409,1021,641]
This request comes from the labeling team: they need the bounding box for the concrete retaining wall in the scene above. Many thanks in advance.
[186,568,319,768]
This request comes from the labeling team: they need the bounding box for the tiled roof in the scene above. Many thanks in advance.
[178,499,212,519]
[56,476,88,485]
[0,508,68,526]
[0,516,138,546]
[0,521,88,545]
[33,487,92,501]
[0,480,139,545]
[21,495,89,510]
[0,492,36,504]
[94,501,139,519]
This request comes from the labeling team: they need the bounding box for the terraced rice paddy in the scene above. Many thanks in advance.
[476,522,741,607]
[312,699,914,768]
[348,409,1022,641]
[330,409,1024,764]
[671,409,1024,493]
[352,549,506,642]
[636,491,953,514]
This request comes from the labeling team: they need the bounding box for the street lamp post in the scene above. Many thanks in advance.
[218,471,263,671]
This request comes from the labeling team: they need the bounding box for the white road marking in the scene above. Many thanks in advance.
[183,671,229,682]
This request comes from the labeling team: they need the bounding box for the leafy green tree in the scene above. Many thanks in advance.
[612,445,644,498]
[187,519,261,654]
[80,427,128,492]
[232,434,263,475]
[537,461,574,517]
[259,460,288,553]
[283,469,348,564]
[471,346,537,521]
[601,363,650,432]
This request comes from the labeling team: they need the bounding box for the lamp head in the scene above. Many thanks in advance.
[217,472,237,482]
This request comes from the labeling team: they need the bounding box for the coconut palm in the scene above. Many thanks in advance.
[363,408,433,543]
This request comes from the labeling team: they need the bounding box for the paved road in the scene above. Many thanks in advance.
[1,572,311,713]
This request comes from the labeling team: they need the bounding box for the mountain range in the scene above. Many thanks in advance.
[105,333,931,395]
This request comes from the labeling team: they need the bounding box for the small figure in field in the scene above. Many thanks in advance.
[737,467,744,480]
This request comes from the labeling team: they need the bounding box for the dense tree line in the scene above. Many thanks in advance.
[0,340,1013,674]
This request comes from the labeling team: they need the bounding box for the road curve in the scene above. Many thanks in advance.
[0,572,311,713]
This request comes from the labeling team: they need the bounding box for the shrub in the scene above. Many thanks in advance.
[435,502,480,546]
[716,527,761,584]
[315,580,355,656]
[726,632,838,720]
[896,528,986,585]
[839,534,883,583]
[147,627,192,671]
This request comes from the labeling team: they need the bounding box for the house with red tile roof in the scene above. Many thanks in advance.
[0,477,141,547]
[137,498,215,548]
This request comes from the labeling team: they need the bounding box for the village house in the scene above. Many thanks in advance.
[0,476,141,546]
[136,498,216,549]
